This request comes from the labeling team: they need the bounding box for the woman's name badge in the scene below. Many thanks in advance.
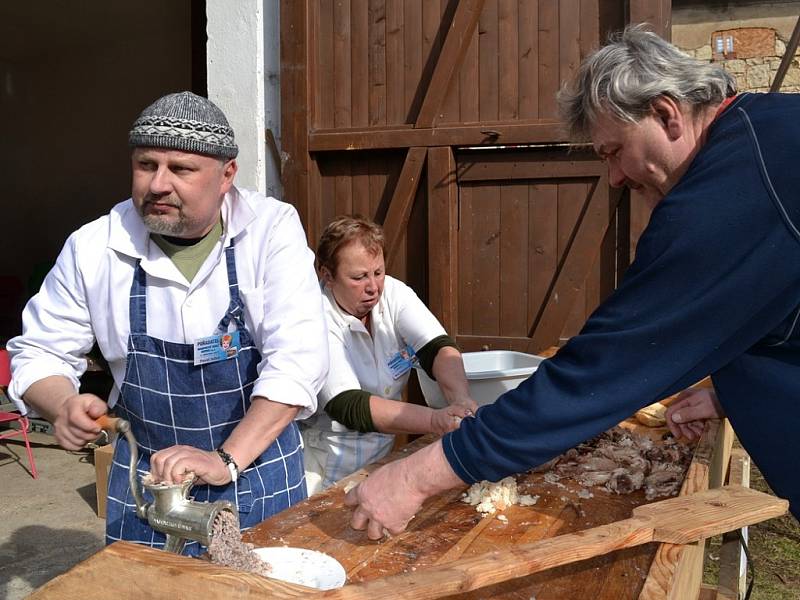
[387,344,418,379]
[194,331,241,365]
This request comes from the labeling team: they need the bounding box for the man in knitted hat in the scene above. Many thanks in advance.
[8,92,329,554]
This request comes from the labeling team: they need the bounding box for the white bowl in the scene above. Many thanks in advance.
[253,546,346,590]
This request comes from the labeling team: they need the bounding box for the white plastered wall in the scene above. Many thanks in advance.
[206,0,282,199]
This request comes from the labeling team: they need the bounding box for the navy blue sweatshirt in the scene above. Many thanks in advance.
[443,93,800,518]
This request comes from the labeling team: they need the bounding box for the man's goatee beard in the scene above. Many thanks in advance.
[142,214,189,236]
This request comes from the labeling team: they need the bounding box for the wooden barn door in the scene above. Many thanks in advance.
[281,0,669,352]
[430,147,622,353]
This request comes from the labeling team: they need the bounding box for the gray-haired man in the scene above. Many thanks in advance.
[8,92,328,554]
[344,26,800,538]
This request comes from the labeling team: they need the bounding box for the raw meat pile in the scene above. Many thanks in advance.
[207,510,272,577]
[543,427,692,500]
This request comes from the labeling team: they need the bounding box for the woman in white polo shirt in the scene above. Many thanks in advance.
[301,216,478,495]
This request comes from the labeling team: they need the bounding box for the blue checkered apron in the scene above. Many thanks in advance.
[105,240,306,555]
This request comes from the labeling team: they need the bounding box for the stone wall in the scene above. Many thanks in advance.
[680,30,800,93]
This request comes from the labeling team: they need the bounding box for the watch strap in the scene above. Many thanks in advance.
[215,447,239,482]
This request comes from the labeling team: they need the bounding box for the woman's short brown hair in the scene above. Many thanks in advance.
[317,215,385,276]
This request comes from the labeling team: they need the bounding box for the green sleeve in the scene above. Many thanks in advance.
[415,334,459,381]
[323,390,375,433]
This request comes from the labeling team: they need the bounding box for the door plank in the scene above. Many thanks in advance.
[458,184,475,335]
[427,146,459,334]
[560,181,590,342]
[530,182,558,340]
[470,183,501,336]
[436,0,461,123]
[334,0,353,128]
[318,0,336,128]
[404,0,423,122]
[559,0,582,92]
[386,0,405,125]
[518,0,539,119]
[478,0,499,122]
[538,0,559,118]
[416,0,486,127]
[368,0,387,126]
[529,172,616,352]
[352,152,371,217]
[498,0,519,121]
[351,0,370,127]
[499,182,529,337]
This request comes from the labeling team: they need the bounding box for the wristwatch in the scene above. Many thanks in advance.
[215,447,239,482]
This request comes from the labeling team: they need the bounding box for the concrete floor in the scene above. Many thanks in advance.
[0,429,105,600]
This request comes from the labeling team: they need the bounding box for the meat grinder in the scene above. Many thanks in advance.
[97,415,237,554]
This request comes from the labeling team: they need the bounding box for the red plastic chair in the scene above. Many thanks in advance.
[0,348,38,478]
[0,411,38,478]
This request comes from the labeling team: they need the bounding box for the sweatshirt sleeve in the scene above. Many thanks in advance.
[443,109,800,483]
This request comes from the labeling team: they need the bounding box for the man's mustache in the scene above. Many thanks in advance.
[143,195,181,208]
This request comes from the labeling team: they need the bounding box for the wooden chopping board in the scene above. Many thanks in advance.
[242,428,700,600]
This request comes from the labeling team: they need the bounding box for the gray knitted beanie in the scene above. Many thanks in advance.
[128,91,238,159]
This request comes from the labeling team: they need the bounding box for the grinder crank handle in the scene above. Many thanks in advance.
[94,415,147,518]
[96,415,129,434]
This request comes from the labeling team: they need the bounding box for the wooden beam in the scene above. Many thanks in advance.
[279,0,312,227]
[528,172,618,352]
[308,120,565,151]
[456,335,539,353]
[27,541,312,599]
[638,419,734,600]
[457,158,606,182]
[415,0,486,127]
[771,15,800,92]
[717,448,751,600]
[382,147,428,271]
[427,147,459,333]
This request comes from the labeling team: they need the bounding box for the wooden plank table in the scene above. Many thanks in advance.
[30,403,733,600]
[242,418,730,600]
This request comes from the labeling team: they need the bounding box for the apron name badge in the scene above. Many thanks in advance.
[194,330,241,365]
[387,344,418,379]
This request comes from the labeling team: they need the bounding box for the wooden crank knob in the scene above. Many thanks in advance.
[95,415,129,434]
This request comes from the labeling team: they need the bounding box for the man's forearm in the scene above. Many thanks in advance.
[22,375,80,422]
[221,396,301,470]
[404,438,465,496]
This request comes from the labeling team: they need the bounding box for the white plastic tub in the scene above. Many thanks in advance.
[417,350,544,409]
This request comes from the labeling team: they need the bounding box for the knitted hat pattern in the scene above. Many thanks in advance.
[128,91,238,159]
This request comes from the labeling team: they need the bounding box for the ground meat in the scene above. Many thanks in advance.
[207,510,272,577]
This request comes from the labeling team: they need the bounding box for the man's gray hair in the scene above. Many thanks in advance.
[558,25,737,141]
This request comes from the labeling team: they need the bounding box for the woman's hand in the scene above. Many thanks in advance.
[429,404,474,435]
[665,387,725,441]
[149,446,231,486]
[449,395,479,414]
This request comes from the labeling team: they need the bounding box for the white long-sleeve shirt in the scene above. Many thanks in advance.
[8,187,328,418]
